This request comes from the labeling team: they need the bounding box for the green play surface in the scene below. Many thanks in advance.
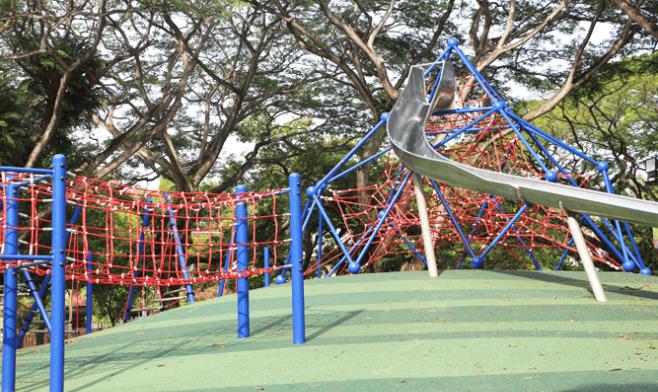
[8,270,658,391]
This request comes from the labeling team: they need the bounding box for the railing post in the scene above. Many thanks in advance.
[289,173,306,345]
[236,184,250,338]
[50,154,67,392]
[2,177,18,392]
[86,252,93,334]
[263,246,270,287]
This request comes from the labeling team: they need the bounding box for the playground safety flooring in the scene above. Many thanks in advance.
[9,270,658,391]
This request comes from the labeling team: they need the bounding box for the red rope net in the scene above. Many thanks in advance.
[309,108,620,275]
[0,98,619,290]
[0,175,290,287]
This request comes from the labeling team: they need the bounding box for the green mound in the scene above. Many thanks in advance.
[10,270,658,391]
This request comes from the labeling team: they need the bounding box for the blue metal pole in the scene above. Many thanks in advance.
[263,246,271,287]
[164,194,195,304]
[317,212,323,278]
[124,199,153,322]
[508,112,598,165]
[50,154,67,392]
[2,178,19,392]
[430,180,476,259]
[477,204,529,266]
[451,43,502,103]
[328,147,391,184]
[422,43,453,76]
[353,172,412,267]
[86,252,93,334]
[327,225,375,277]
[622,222,649,274]
[326,170,412,275]
[235,184,250,338]
[386,220,428,267]
[289,173,305,344]
[313,196,356,265]
[20,269,52,333]
[433,108,498,149]
[317,120,386,187]
[433,106,494,116]
[457,199,489,269]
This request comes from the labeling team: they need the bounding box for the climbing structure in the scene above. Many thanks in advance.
[1,38,655,392]
[1,175,290,286]
[299,39,653,278]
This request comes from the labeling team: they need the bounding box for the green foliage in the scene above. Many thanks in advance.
[0,32,105,166]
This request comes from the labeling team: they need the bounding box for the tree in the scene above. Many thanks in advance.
[245,0,654,190]
[530,52,658,270]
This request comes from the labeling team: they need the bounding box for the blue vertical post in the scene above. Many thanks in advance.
[165,194,195,304]
[263,246,271,287]
[86,252,93,334]
[124,199,153,321]
[2,178,18,392]
[235,184,250,338]
[50,154,67,392]
[289,173,306,345]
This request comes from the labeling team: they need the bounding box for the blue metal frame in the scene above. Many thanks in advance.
[235,184,250,338]
[86,252,93,334]
[3,178,19,392]
[298,38,650,277]
[0,157,67,392]
[289,173,305,344]
[164,193,195,304]
[50,154,67,392]
[263,246,271,287]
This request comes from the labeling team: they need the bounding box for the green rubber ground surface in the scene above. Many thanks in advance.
[8,270,658,391]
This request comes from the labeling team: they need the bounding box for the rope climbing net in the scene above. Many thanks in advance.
[311,105,624,276]
[0,174,292,287]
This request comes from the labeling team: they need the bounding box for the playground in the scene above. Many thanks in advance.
[12,271,658,391]
[1,4,658,389]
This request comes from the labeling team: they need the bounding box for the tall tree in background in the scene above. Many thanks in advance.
[246,0,655,188]
[0,0,109,167]
[533,52,658,201]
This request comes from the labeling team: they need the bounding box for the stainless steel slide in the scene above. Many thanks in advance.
[387,65,658,227]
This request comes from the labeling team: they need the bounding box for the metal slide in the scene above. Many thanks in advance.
[387,64,658,227]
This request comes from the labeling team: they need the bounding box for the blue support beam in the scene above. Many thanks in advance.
[288,173,306,344]
[263,246,271,287]
[165,194,195,304]
[50,154,67,392]
[235,184,250,338]
[2,179,19,392]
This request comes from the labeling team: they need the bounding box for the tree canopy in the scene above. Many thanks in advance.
[0,0,655,192]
